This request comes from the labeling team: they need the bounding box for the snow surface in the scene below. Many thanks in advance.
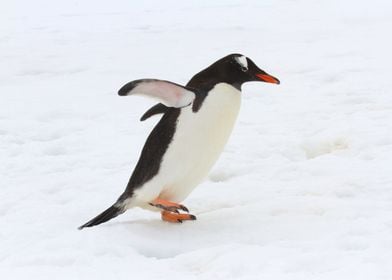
[1,0,392,279]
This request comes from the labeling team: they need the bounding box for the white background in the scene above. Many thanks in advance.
[1,0,392,279]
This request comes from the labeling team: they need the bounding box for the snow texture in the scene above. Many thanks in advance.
[1,0,392,279]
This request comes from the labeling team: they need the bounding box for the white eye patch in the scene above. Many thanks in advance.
[234,55,248,71]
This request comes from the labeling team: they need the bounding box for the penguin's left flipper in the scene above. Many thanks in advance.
[118,79,196,108]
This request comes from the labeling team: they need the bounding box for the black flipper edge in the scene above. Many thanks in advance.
[140,103,169,121]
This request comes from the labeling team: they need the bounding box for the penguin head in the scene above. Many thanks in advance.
[221,53,280,87]
[187,53,280,91]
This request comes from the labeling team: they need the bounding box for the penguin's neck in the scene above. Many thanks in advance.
[199,83,241,114]
[175,82,241,155]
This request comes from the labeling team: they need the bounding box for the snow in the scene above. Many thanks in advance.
[1,0,392,279]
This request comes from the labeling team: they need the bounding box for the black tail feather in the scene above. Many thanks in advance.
[78,204,125,230]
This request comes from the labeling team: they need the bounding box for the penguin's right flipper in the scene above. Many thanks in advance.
[140,103,168,121]
[78,204,125,230]
[118,79,196,108]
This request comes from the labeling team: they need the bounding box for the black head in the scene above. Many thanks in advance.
[187,53,280,91]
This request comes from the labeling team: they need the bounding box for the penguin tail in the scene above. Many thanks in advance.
[78,203,126,230]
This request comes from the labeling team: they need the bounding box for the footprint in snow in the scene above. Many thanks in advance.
[301,137,349,159]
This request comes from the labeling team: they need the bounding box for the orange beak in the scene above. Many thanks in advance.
[256,73,280,84]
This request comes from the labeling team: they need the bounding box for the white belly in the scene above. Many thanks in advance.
[133,83,241,205]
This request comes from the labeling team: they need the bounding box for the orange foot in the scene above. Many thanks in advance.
[161,210,196,223]
[149,198,189,213]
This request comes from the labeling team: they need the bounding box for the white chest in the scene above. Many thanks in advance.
[158,83,241,201]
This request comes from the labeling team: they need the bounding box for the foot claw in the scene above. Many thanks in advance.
[161,211,197,223]
[150,199,190,213]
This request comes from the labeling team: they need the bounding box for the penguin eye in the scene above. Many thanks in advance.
[241,66,248,72]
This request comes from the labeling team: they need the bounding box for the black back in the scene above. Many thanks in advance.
[120,108,180,198]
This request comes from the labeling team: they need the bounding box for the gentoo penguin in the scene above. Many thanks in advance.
[79,53,279,229]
